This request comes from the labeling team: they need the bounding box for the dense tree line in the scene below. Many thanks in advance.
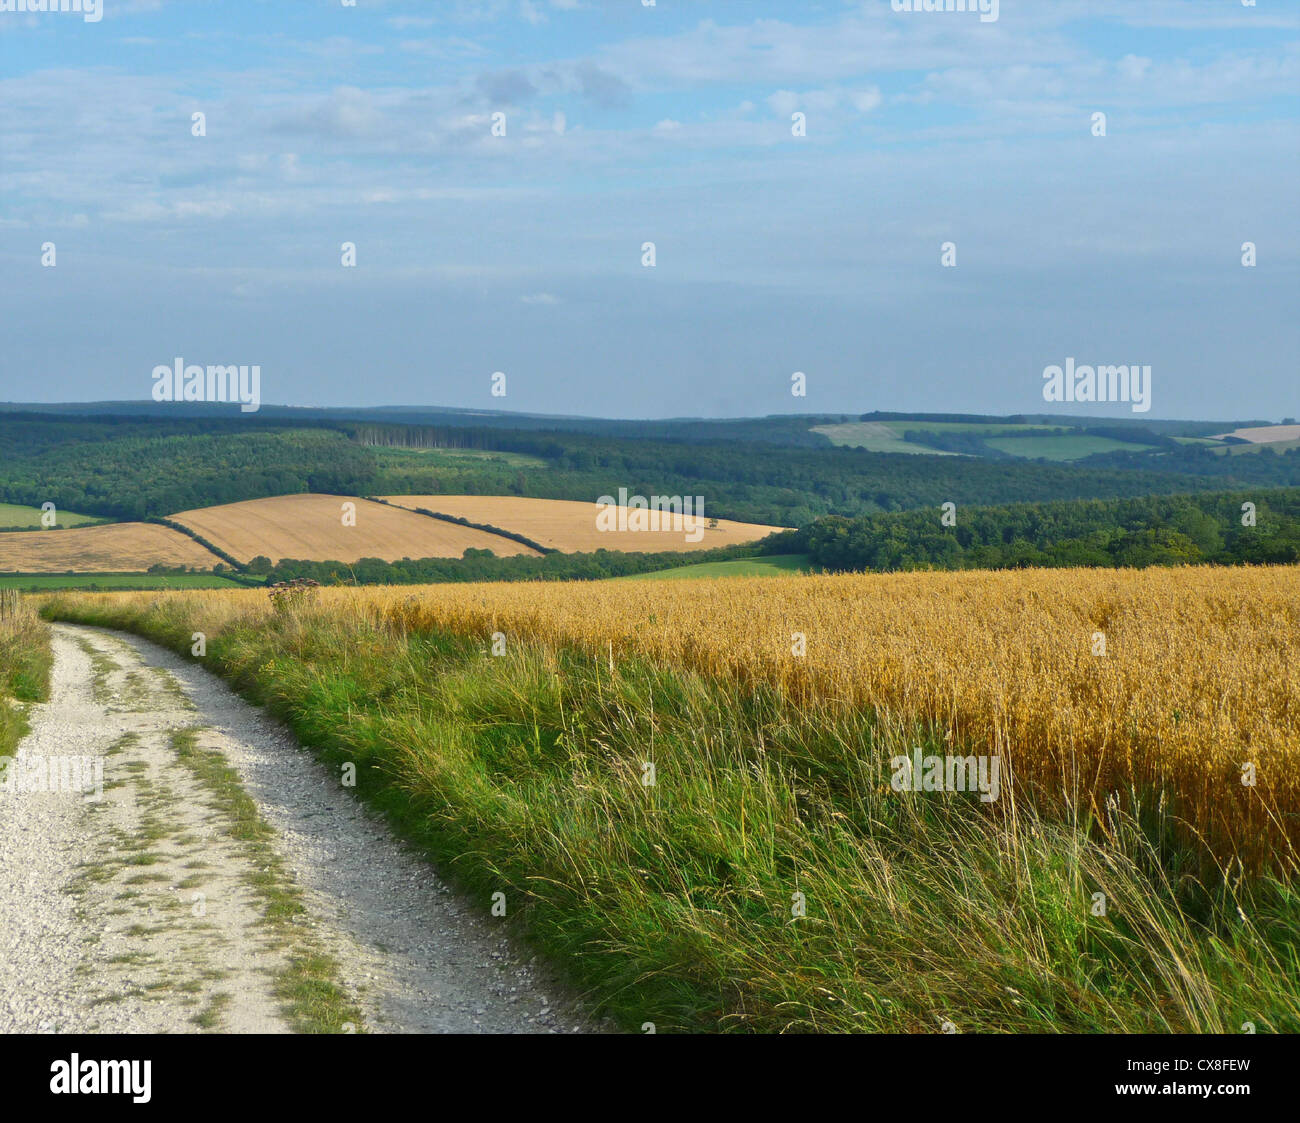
[6,412,1300,532]
[262,543,770,586]
[0,416,375,519]
[794,488,1300,572]
[370,435,1274,527]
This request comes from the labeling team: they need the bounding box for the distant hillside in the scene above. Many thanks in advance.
[4,409,1300,534]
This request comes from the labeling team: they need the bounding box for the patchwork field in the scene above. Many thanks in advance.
[0,522,220,573]
[378,495,786,553]
[170,493,541,564]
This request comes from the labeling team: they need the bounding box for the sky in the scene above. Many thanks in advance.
[0,0,1297,421]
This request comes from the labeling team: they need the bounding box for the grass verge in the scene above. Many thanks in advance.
[0,594,52,755]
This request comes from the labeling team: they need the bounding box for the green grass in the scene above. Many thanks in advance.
[810,423,960,455]
[0,597,52,756]
[619,554,815,581]
[815,423,1158,463]
[983,434,1152,461]
[0,573,249,591]
[878,421,1058,435]
[42,592,1300,1035]
[0,502,106,529]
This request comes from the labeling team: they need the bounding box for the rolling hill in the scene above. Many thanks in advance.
[170,494,542,565]
[377,495,787,553]
[0,522,220,574]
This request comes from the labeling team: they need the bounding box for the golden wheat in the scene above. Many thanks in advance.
[61,563,1300,863]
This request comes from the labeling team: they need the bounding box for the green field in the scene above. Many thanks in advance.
[620,554,814,581]
[983,434,1150,461]
[0,573,251,591]
[810,423,961,455]
[0,503,106,529]
[879,421,1057,435]
[813,421,1127,460]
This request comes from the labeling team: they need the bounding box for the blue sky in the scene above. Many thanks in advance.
[1,0,1297,420]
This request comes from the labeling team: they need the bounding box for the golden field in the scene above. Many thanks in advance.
[95,562,1299,863]
[378,495,786,553]
[0,522,219,573]
[170,494,541,564]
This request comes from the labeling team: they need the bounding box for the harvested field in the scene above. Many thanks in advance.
[378,495,785,553]
[0,522,219,574]
[1213,425,1300,443]
[170,494,541,564]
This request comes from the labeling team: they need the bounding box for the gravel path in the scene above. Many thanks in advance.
[0,623,603,1034]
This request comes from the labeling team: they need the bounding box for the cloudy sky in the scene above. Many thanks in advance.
[1,0,1296,420]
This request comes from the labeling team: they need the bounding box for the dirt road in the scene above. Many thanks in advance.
[0,624,598,1034]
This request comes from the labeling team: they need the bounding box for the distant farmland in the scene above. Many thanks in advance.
[0,522,218,573]
[378,495,786,553]
[171,494,542,564]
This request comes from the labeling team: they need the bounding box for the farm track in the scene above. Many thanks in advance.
[0,624,601,1034]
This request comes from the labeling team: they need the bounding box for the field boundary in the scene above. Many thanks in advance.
[366,496,557,555]
[146,517,247,571]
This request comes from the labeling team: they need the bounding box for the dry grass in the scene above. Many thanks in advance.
[377,495,786,553]
[170,494,541,564]
[0,522,219,573]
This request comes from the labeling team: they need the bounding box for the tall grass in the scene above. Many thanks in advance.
[0,592,51,756]
[42,587,1300,1033]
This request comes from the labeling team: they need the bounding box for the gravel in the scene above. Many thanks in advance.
[0,623,607,1034]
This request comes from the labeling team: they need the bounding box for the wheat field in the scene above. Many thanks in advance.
[170,494,542,564]
[378,495,786,553]
[0,522,220,573]
[108,562,1299,864]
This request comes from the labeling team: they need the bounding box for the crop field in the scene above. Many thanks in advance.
[0,522,220,573]
[170,494,542,564]
[0,573,248,591]
[982,434,1149,460]
[810,421,961,455]
[42,561,1300,1032]
[378,495,786,553]
[814,422,1155,461]
[618,554,815,580]
[0,503,104,529]
[53,562,1300,866]
[377,564,1298,864]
